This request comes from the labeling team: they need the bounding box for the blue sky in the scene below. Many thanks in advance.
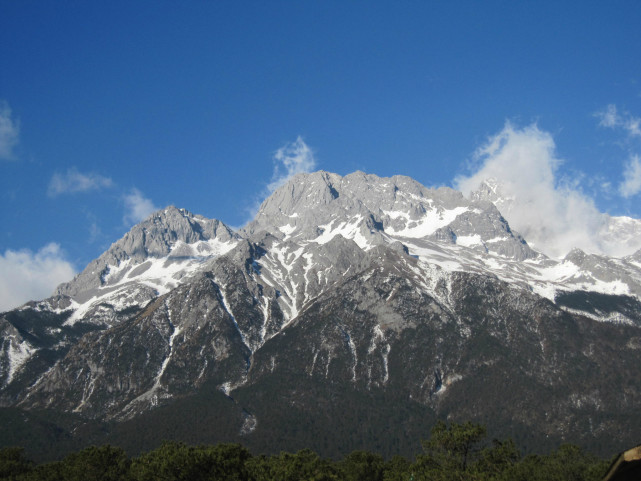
[1,1,641,310]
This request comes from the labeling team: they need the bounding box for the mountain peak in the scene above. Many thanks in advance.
[243,170,535,261]
[470,177,515,208]
[54,206,239,309]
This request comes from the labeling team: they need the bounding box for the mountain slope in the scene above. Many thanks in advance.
[56,206,239,325]
[2,170,641,458]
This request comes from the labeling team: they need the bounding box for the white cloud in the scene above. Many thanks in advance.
[619,154,641,198]
[123,188,158,225]
[596,104,641,138]
[267,136,317,193]
[596,104,619,128]
[0,243,76,312]
[241,136,318,227]
[89,221,101,243]
[0,100,20,161]
[595,104,641,199]
[627,117,641,138]
[455,122,610,258]
[47,168,114,197]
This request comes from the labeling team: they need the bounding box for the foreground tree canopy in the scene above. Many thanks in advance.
[0,422,612,480]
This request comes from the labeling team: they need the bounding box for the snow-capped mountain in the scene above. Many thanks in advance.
[0,206,239,395]
[54,206,239,326]
[472,177,641,257]
[2,170,641,458]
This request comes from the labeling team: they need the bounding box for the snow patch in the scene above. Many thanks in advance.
[219,285,249,348]
[219,381,232,396]
[456,235,483,247]
[240,412,257,435]
[560,306,636,325]
[386,206,469,238]
[532,283,557,301]
[6,339,37,384]
[279,224,297,237]
[314,216,371,249]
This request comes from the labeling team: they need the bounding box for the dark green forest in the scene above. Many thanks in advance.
[0,421,613,481]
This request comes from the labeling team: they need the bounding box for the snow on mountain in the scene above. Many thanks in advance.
[472,177,641,258]
[242,171,641,309]
[3,170,641,400]
[25,171,641,332]
[4,170,641,458]
[245,170,536,256]
[0,322,36,385]
[54,206,240,327]
[0,207,240,387]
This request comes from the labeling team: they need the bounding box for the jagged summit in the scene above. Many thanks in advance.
[245,170,536,261]
[49,206,240,326]
[57,206,238,295]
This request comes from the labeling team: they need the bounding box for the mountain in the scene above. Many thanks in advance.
[55,206,240,326]
[472,177,641,257]
[2,171,641,460]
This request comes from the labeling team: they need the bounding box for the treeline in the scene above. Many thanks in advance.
[0,421,611,480]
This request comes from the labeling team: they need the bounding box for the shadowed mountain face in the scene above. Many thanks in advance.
[2,171,641,459]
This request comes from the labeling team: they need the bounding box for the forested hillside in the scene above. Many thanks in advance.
[0,422,612,481]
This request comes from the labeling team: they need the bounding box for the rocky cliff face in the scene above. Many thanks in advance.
[56,206,239,301]
[2,171,641,457]
[245,171,536,261]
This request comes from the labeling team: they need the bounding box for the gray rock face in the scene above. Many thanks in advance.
[20,273,255,419]
[34,206,241,331]
[236,245,641,456]
[554,248,641,306]
[56,206,239,299]
[244,171,536,261]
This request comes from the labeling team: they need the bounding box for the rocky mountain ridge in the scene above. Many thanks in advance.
[2,170,641,458]
[472,177,641,257]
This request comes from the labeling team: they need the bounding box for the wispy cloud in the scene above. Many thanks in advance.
[0,100,20,161]
[47,168,114,197]
[627,118,641,138]
[89,221,101,243]
[620,154,641,198]
[595,104,641,199]
[267,136,317,193]
[595,104,641,138]
[596,104,619,128]
[47,170,158,228]
[455,122,609,258]
[83,210,103,244]
[0,243,76,312]
[123,188,158,225]
[241,136,318,228]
